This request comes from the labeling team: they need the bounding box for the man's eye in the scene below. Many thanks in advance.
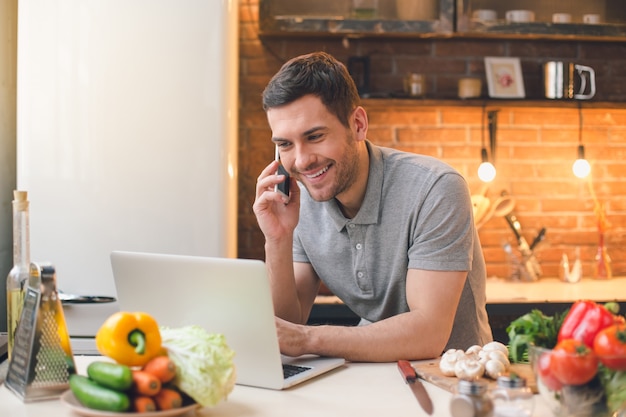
[308,134,323,141]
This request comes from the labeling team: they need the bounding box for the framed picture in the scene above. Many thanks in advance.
[484,57,525,98]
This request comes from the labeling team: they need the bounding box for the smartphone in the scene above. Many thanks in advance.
[274,145,290,197]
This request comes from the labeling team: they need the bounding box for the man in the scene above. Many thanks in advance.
[253,51,492,362]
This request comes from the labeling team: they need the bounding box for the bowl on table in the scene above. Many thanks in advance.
[530,345,626,417]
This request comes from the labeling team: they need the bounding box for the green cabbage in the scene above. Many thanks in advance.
[598,366,626,414]
[160,325,236,407]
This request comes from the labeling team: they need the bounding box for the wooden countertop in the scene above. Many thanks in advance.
[315,277,626,305]
[485,276,626,304]
[0,356,557,417]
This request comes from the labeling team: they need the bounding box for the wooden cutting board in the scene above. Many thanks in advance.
[411,358,537,394]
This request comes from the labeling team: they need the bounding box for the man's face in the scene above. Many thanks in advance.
[267,95,360,202]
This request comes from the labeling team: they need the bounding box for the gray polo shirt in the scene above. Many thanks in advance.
[293,141,492,350]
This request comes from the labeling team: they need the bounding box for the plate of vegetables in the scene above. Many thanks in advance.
[63,311,236,415]
[60,390,199,417]
[507,300,626,417]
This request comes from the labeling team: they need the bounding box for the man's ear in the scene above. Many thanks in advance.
[353,106,368,140]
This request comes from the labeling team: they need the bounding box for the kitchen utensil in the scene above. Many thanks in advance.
[493,196,515,217]
[475,195,515,229]
[58,291,116,304]
[472,195,491,226]
[543,61,596,100]
[504,214,542,281]
[5,264,76,401]
[504,213,522,241]
[529,227,546,251]
[397,360,434,415]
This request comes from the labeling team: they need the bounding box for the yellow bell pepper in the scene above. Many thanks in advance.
[95,311,162,366]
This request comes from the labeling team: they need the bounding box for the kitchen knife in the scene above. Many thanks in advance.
[504,213,522,241]
[58,291,116,304]
[529,227,547,251]
[397,360,434,415]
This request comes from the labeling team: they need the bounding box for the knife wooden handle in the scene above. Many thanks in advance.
[397,360,417,383]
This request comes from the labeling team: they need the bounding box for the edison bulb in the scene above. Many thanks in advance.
[478,162,496,182]
[572,158,591,178]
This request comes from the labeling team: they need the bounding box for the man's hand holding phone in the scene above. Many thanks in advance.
[253,149,299,243]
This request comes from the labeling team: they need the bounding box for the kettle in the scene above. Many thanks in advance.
[543,61,596,100]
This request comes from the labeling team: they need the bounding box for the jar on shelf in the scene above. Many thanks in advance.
[352,0,378,19]
[404,73,426,97]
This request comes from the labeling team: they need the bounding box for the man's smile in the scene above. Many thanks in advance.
[303,164,330,180]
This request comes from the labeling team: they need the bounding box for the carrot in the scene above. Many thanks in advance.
[153,388,183,410]
[131,370,161,396]
[132,396,157,412]
[142,355,177,383]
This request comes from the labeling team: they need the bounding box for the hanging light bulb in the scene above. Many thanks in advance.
[573,144,591,178]
[573,104,590,179]
[478,147,496,182]
[478,106,496,183]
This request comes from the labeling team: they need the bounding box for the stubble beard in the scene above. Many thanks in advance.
[303,135,360,203]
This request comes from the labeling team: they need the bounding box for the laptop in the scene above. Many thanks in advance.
[110,251,345,390]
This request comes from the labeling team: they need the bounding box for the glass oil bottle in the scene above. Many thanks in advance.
[6,191,32,360]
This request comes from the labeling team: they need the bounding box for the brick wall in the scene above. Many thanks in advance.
[238,0,626,279]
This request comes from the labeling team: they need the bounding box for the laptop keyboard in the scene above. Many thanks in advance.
[283,363,311,379]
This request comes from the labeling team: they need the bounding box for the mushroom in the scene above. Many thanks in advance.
[465,345,483,360]
[440,349,467,376]
[484,359,507,379]
[479,349,510,367]
[482,341,509,358]
[479,349,511,379]
[454,358,485,380]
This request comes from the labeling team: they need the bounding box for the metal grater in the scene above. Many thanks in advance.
[5,263,76,402]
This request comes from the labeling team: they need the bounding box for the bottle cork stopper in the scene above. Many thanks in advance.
[14,190,27,200]
[13,190,29,209]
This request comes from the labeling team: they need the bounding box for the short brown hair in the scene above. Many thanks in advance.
[262,52,361,128]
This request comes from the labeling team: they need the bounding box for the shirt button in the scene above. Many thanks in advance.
[357,271,364,278]
[349,223,355,228]
[356,243,362,250]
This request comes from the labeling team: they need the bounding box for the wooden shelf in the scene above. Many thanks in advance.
[361,98,626,109]
[260,29,626,43]
[260,0,626,42]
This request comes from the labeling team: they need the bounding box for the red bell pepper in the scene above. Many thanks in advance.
[557,300,621,348]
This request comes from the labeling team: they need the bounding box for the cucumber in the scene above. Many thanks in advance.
[87,361,133,391]
[69,374,130,412]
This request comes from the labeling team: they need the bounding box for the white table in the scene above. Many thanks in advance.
[0,356,554,417]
